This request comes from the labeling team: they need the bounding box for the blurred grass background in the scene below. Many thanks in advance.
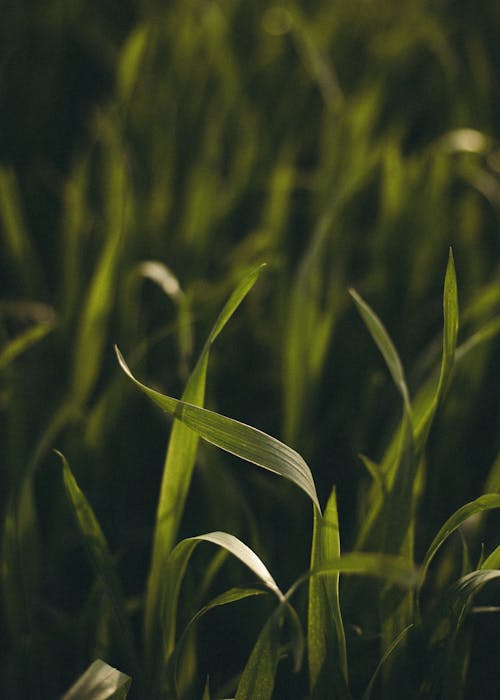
[1,1,500,697]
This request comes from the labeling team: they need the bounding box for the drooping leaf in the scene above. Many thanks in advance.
[115,347,320,512]
[61,659,131,700]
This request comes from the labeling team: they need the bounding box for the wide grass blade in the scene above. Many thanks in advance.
[58,452,137,671]
[61,659,131,700]
[142,263,266,668]
[421,493,500,584]
[308,487,348,696]
[115,348,320,512]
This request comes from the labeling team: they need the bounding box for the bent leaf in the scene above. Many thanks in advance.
[115,347,320,512]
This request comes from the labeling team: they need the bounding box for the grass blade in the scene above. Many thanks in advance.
[308,487,348,695]
[58,452,137,672]
[421,493,500,584]
[157,531,284,693]
[115,347,320,512]
[142,263,266,670]
[415,248,458,449]
[61,659,131,700]
[234,608,282,700]
[0,321,55,371]
[349,288,411,416]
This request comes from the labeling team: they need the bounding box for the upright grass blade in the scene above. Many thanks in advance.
[420,493,500,586]
[58,452,137,673]
[234,607,282,700]
[414,248,458,450]
[141,263,266,669]
[115,348,320,512]
[61,659,131,700]
[308,487,348,696]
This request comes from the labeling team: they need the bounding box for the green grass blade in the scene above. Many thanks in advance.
[424,569,500,696]
[349,288,411,416]
[0,321,55,371]
[158,531,284,692]
[234,608,282,700]
[143,263,265,667]
[0,166,43,295]
[361,624,414,700]
[170,588,267,695]
[415,248,458,449]
[308,487,348,695]
[58,452,137,671]
[115,347,320,512]
[421,493,500,584]
[61,659,131,700]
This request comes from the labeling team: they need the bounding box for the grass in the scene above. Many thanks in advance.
[1,1,500,698]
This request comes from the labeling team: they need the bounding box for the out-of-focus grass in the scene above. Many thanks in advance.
[1,1,500,697]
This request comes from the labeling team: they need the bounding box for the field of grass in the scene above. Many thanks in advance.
[1,2,500,698]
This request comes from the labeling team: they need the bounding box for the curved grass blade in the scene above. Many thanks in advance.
[61,659,131,700]
[481,545,500,569]
[170,588,267,695]
[143,263,266,667]
[115,347,320,512]
[158,530,284,693]
[349,288,411,417]
[308,487,348,696]
[424,569,500,696]
[421,493,500,585]
[58,452,137,672]
[0,321,55,371]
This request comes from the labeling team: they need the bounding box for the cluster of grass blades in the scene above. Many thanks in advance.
[54,253,500,699]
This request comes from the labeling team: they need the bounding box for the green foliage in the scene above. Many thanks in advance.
[2,1,500,698]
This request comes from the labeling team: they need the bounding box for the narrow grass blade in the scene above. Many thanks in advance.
[0,321,55,371]
[70,139,128,408]
[234,609,282,700]
[202,679,211,700]
[349,288,411,416]
[0,166,43,295]
[170,588,267,695]
[58,452,136,671]
[115,347,320,512]
[421,493,500,585]
[308,488,348,696]
[415,248,458,449]
[424,569,500,696]
[143,263,265,667]
[362,624,414,700]
[61,659,131,700]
